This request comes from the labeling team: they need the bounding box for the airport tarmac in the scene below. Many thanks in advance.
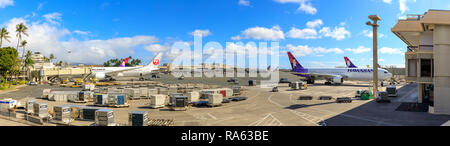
[1,78,450,126]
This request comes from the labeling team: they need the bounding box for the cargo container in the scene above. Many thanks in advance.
[79,107,99,121]
[207,94,223,107]
[84,84,96,91]
[95,109,114,126]
[129,111,148,126]
[140,87,148,97]
[157,87,169,95]
[171,96,188,111]
[217,88,233,97]
[124,88,140,98]
[54,105,72,123]
[108,93,128,106]
[79,91,94,102]
[186,92,200,103]
[168,87,178,95]
[25,99,36,114]
[0,99,17,112]
[200,89,221,99]
[94,94,109,105]
[150,95,166,109]
[33,102,48,118]
[147,89,158,97]
[169,93,184,106]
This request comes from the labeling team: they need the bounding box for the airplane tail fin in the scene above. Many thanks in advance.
[287,52,306,72]
[146,53,163,68]
[344,57,357,68]
[118,58,130,67]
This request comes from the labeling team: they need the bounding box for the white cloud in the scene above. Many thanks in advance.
[233,25,285,41]
[361,29,385,38]
[144,44,170,53]
[380,47,403,54]
[191,29,212,37]
[2,16,158,64]
[287,19,351,40]
[382,0,392,4]
[43,12,62,25]
[287,44,343,57]
[238,0,251,6]
[345,46,371,54]
[306,19,323,28]
[273,0,317,15]
[286,27,319,39]
[37,3,44,10]
[399,0,416,14]
[319,27,351,40]
[0,0,13,8]
[73,30,90,35]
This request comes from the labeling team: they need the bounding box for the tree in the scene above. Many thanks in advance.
[0,28,11,48]
[0,47,19,85]
[49,53,55,63]
[23,50,34,80]
[15,23,29,50]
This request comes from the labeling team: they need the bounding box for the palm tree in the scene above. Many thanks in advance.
[15,23,29,50]
[20,40,28,69]
[0,27,11,48]
[49,53,55,63]
[24,50,34,80]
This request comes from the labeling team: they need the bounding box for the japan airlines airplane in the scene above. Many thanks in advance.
[91,53,163,81]
[344,57,358,68]
[287,52,392,85]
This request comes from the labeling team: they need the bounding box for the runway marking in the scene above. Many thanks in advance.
[268,94,325,126]
[207,113,217,120]
[248,113,283,126]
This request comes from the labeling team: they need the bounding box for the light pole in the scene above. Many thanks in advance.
[366,15,381,98]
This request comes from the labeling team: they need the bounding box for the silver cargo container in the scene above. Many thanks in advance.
[95,109,114,126]
[33,103,48,118]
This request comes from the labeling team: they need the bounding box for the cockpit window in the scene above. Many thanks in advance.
[384,71,388,74]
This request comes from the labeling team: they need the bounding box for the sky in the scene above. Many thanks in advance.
[0,0,449,68]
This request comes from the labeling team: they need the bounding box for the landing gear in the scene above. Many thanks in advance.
[306,79,315,84]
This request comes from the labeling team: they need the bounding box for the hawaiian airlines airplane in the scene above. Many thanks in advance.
[344,57,358,68]
[287,52,392,85]
[118,58,130,67]
[91,53,163,81]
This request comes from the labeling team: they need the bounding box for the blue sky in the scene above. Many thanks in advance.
[0,0,449,68]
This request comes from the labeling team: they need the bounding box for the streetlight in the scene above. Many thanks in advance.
[366,15,381,99]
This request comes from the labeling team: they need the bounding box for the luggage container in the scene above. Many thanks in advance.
[0,99,17,112]
[33,102,48,118]
[168,87,178,95]
[94,94,109,106]
[217,88,233,97]
[108,93,128,107]
[376,91,391,103]
[107,88,123,94]
[186,92,200,103]
[95,109,114,126]
[25,99,36,114]
[232,86,242,96]
[140,87,148,97]
[150,95,166,109]
[42,89,52,99]
[129,111,149,126]
[157,87,169,95]
[79,107,100,121]
[171,96,188,111]
[54,105,72,123]
[200,89,220,99]
[124,88,140,98]
[147,89,158,97]
[79,91,94,102]
[207,94,223,107]
[169,93,184,106]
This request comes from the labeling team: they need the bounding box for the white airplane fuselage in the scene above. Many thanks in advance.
[305,68,393,81]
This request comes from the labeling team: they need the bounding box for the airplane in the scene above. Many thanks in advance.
[91,53,163,81]
[344,57,358,68]
[287,52,393,85]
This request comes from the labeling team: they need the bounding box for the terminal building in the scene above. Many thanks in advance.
[392,10,450,115]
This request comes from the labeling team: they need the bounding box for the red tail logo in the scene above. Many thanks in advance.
[153,59,160,66]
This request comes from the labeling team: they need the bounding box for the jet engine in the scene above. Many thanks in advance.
[332,76,344,84]
[95,73,106,80]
